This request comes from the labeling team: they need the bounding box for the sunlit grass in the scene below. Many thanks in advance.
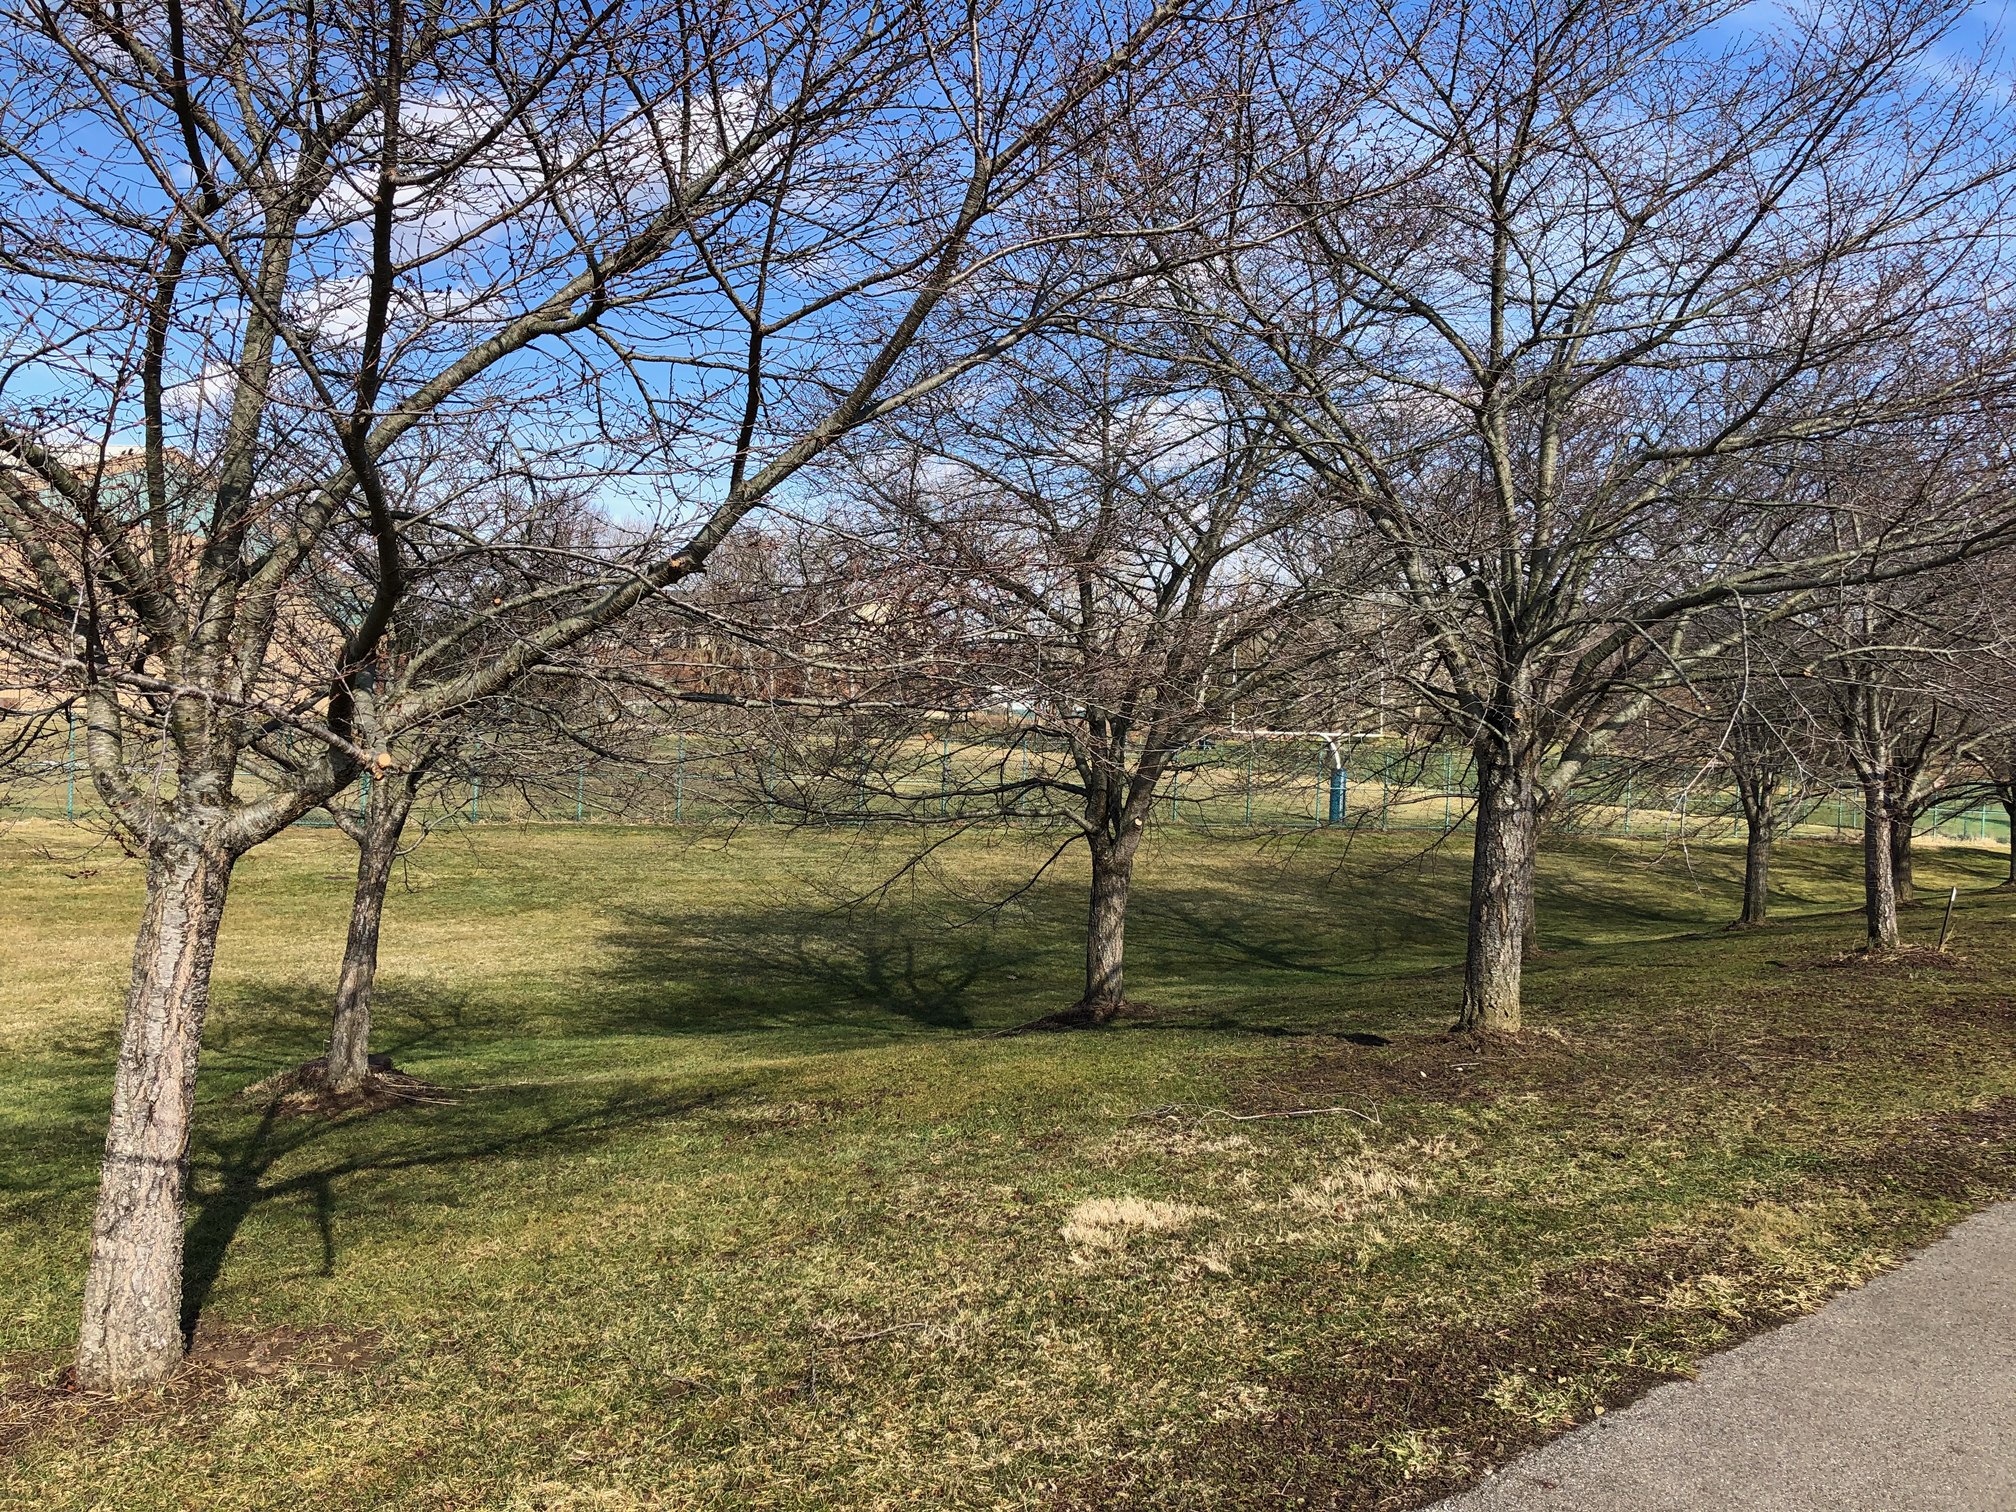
[2,818,2012,1509]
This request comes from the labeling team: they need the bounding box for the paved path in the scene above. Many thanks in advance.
[1432,1203,2016,1512]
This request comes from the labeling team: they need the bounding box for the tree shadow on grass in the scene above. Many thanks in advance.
[591,855,1508,1041]
[202,982,503,1077]
[1,989,529,1226]
[588,902,1054,1035]
[177,1075,739,1347]
[590,860,1488,1042]
[1134,887,1465,982]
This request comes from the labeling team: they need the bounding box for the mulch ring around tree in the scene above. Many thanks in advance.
[238,1055,457,1119]
[1791,943,1978,976]
[0,1322,383,1460]
[1229,1025,1589,1112]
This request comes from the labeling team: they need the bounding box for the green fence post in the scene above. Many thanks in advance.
[940,730,950,817]
[1379,751,1389,831]
[64,709,76,820]
[1170,759,1181,824]
[675,733,685,823]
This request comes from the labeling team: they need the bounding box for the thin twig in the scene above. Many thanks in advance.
[1202,1104,1378,1124]
[1135,1101,1379,1125]
[827,1322,929,1346]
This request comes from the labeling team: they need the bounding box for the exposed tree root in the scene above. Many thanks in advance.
[992,997,1135,1036]
[238,1056,455,1117]
[2,1322,380,1455]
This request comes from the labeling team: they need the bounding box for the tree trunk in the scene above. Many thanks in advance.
[1863,784,1900,950]
[324,785,414,1093]
[75,838,237,1391]
[1460,751,1536,1033]
[1889,810,1916,906]
[1740,812,1774,926]
[1078,831,1140,1021]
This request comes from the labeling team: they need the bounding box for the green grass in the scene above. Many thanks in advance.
[2,819,2014,1509]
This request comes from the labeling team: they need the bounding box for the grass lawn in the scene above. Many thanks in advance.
[3,818,2015,1509]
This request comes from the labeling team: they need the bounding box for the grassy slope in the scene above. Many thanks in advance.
[2,819,2014,1510]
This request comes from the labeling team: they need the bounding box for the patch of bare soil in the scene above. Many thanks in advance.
[1063,1241,1799,1512]
[239,1056,456,1119]
[1844,1095,2016,1199]
[1,1322,382,1460]
[1234,994,2016,1117]
[1232,1027,1589,1111]
[1059,1093,2016,1512]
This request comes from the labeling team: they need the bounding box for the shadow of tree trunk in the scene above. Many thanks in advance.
[180,1101,287,1346]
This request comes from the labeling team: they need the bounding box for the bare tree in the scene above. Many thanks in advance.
[300,483,643,1097]
[1162,0,2016,1028]
[312,671,635,1095]
[1869,573,2016,905]
[1784,544,2010,947]
[0,0,1200,1388]
[1721,697,1822,929]
[1640,617,1834,929]
[862,348,1338,1024]
[733,338,1345,1023]
[1880,710,1995,906]
[1984,744,2016,887]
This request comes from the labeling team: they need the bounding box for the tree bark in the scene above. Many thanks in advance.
[1863,783,1900,950]
[75,837,237,1391]
[1460,750,1536,1033]
[1889,809,1916,906]
[1732,766,1777,927]
[324,784,415,1093]
[1740,823,1773,926]
[1078,829,1141,1021]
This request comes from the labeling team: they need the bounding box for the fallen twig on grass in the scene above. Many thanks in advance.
[378,1086,462,1106]
[829,1322,930,1346]
[1204,1104,1378,1124]
[1132,1101,1379,1126]
[794,1321,930,1400]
